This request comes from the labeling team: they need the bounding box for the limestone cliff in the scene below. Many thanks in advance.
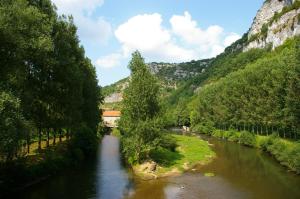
[245,0,300,50]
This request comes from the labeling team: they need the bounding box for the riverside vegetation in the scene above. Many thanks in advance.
[0,0,102,194]
[117,52,214,178]
[105,36,300,174]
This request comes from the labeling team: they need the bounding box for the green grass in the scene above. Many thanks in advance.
[150,134,215,174]
[111,128,121,138]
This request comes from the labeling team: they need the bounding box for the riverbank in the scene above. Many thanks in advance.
[133,134,215,180]
[0,127,100,196]
[193,127,300,174]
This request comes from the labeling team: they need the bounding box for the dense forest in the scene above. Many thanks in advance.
[0,0,102,192]
[191,38,300,138]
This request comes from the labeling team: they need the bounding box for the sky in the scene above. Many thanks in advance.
[51,0,263,86]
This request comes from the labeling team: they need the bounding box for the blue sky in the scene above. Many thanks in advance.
[52,0,263,86]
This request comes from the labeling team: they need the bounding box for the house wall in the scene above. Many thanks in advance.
[103,116,120,127]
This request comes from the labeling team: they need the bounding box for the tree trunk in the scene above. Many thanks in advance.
[66,129,70,140]
[53,129,56,145]
[27,132,30,154]
[59,129,62,142]
[46,129,50,147]
[38,127,42,151]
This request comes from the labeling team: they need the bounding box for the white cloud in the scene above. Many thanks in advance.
[170,11,230,58]
[97,11,241,68]
[115,13,197,62]
[224,33,241,46]
[52,0,111,44]
[96,53,123,68]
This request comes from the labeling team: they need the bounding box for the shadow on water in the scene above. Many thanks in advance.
[11,134,300,199]
[12,135,132,199]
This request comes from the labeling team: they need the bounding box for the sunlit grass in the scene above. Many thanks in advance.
[150,134,215,174]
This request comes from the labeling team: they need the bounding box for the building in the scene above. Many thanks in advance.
[102,110,121,127]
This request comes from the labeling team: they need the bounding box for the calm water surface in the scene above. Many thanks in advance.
[14,135,300,199]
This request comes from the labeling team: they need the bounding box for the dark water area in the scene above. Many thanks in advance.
[12,135,300,199]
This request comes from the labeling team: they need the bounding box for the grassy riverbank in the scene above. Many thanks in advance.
[193,126,300,174]
[133,134,215,179]
[0,127,100,195]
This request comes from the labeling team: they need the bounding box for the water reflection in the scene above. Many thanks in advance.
[12,134,300,199]
[97,135,130,199]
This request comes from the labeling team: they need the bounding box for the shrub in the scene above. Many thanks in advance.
[239,131,256,147]
[192,123,214,135]
[223,129,236,139]
[257,136,270,150]
[120,118,163,164]
[228,132,241,142]
[212,130,224,139]
[111,128,121,138]
[160,133,178,152]
[70,125,98,158]
[287,143,300,174]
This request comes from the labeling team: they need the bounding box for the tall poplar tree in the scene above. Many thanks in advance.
[119,51,162,164]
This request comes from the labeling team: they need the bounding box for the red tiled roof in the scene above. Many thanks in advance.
[103,111,121,117]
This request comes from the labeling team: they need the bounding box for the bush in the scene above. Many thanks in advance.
[228,132,241,142]
[111,128,121,138]
[120,118,163,164]
[257,136,270,150]
[239,131,256,147]
[70,125,98,158]
[223,129,235,139]
[160,133,178,152]
[212,130,224,139]
[287,143,300,174]
[193,123,214,135]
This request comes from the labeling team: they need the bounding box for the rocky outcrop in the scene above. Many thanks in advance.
[248,0,293,37]
[245,0,300,51]
[104,93,123,103]
[147,60,212,82]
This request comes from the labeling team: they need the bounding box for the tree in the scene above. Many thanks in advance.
[0,92,27,161]
[0,0,103,161]
[119,51,162,164]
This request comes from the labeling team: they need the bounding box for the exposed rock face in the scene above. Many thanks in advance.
[104,93,123,103]
[147,62,177,74]
[245,0,300,51]
[147,60,212,82]
[248,0,293,37]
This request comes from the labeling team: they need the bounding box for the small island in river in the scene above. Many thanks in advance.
[132,134,216,180]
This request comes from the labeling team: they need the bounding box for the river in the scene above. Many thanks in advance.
[14,135,300,199]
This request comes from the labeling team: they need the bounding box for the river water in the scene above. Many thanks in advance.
[15,135,300,199]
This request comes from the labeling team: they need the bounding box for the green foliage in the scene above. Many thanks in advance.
[149,135,215,171]
[191,37,300,139]
[102,78,128,97]
[160,133,178,152]
[239,131,256,147]
[212,130,224,139]
[269,1,300,25]
[261,23,269,38]
[70,125,98,158]
[192,123,215,135]
[0,0,102,162]
[119,51,163,164]
[0,92,27,161]
[111,128,121,138]
[227,131,241,142]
